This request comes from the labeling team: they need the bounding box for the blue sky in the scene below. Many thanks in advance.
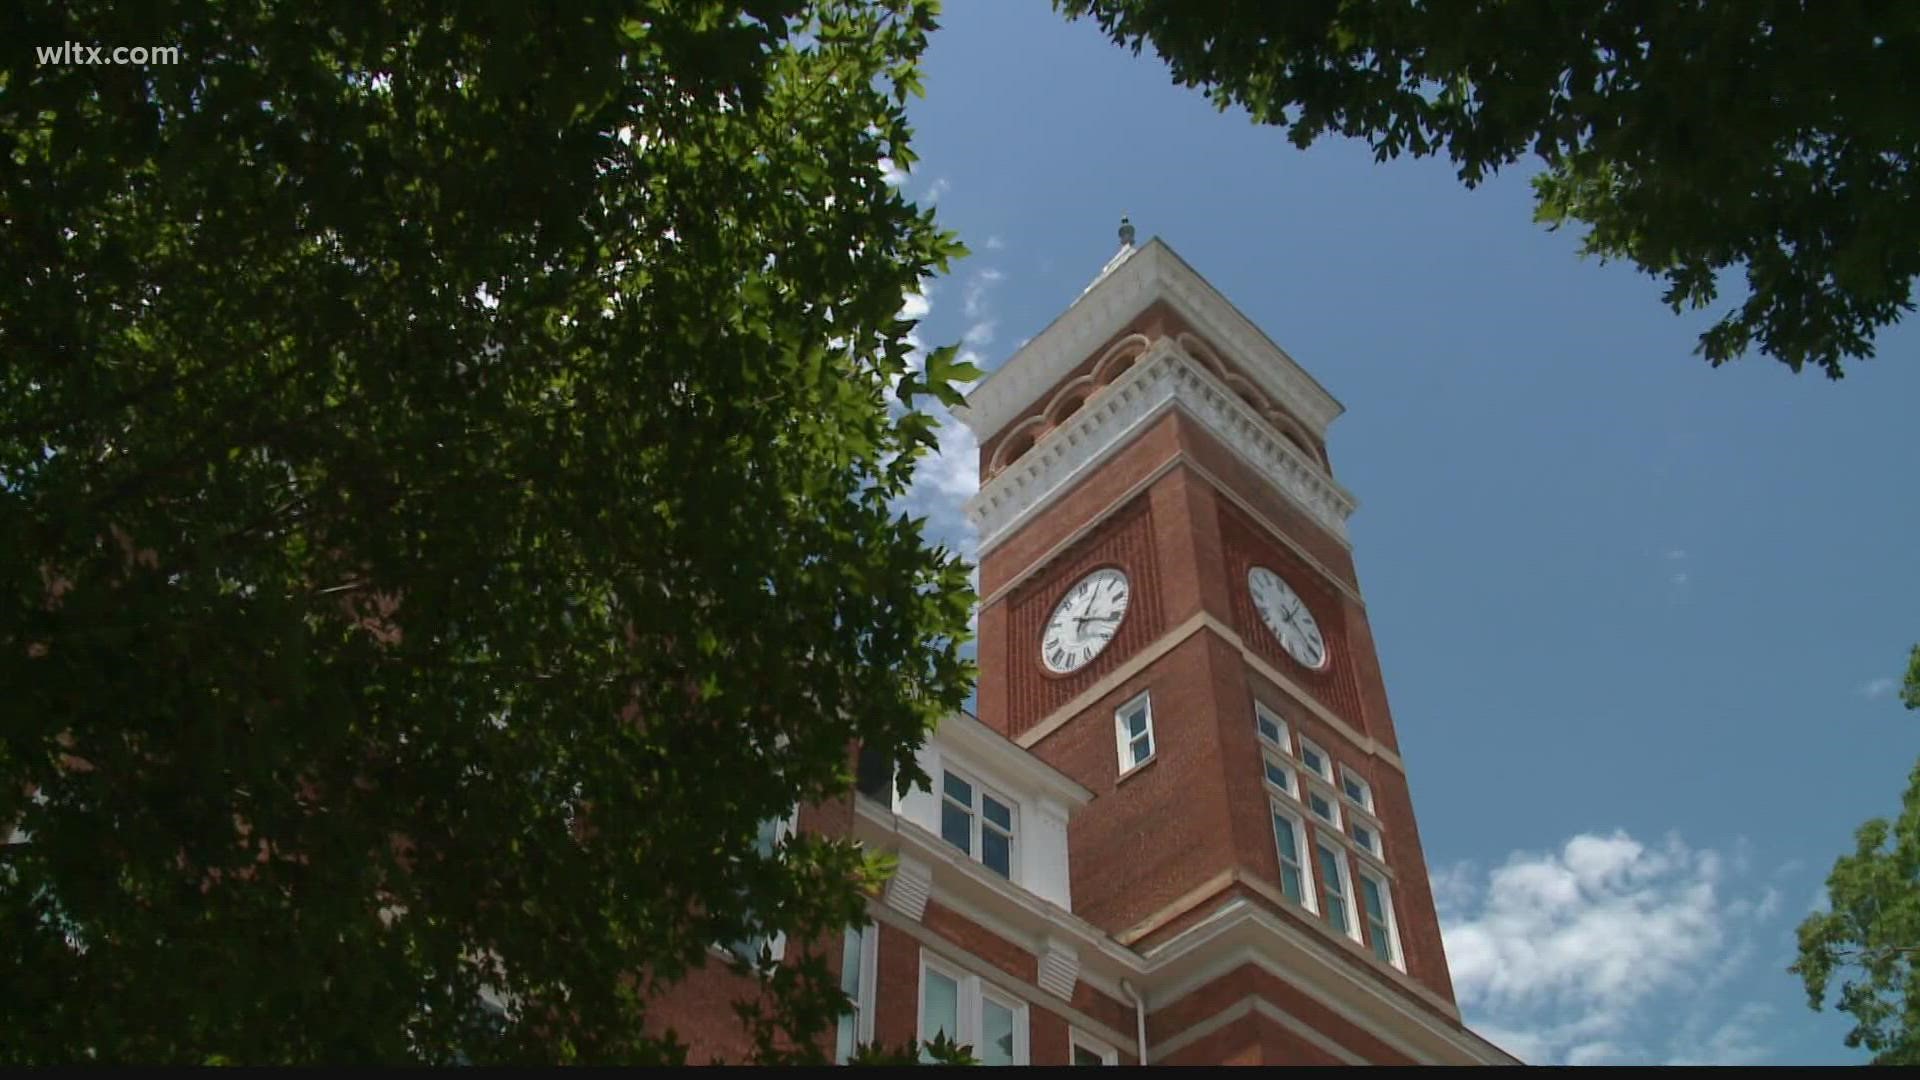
[889,3,1920,1066]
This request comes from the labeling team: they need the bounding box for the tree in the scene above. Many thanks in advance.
[1,0,977,1065]
[1790,647,1920,1064]
[1054,0,1918,378]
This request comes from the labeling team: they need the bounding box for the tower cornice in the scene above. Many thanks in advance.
[953,238,1346,446]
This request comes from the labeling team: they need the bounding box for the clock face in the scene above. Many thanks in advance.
[1041,568,1130,674]
[1247,566,1329,670]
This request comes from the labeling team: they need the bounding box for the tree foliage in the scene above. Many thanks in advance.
[1790,648,1920,1064]
[1,0,975,1065]
[1055,0,1919,378]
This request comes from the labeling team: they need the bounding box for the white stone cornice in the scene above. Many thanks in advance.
[953,238,1344,445]
[965,339,1358,556]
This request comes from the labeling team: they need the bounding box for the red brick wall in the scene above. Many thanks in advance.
[1147,963,1418,1065]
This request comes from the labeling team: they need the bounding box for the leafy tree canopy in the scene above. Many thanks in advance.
[1790,647,1920,1064]
[1,0,975,1065]
[1056,0,1919,378]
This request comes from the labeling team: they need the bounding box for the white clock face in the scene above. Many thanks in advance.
[1248,566,1328,670]
[1041,568,1130,674]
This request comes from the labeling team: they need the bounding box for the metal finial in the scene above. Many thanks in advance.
[1118,215,1135,247]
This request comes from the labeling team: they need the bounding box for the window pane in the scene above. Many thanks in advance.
[836,1014,856,1065]
[922,970,959,1049]
[1073,1044,1105,1065]
[981,827,1012,878]
[1256,712,1281,744]
[1280,863,1303,904]
[1273,813,1299,864]
[1126,708,1148,738]
[983,794,1013,831]
[980,996,1017,1066]
[1344,776,1367,804]
[1310,791,1336,823]
[1360,876,1386,920]
[1129,733,1152,765]
[1264,759,1291,791]
[940,801,972,854]
[1354,825,1377,854]
[1326,893,1350,933]
[943,772,972,805]
[754,816,782,858]
[1302,747,1325,775]
[839,929,864,995]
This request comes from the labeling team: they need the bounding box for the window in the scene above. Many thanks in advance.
[940,769,1017,879]
[1307,787,1341,829]
[1254,702,1289,752]
[725,811,795,966]
[1271,804,1313,907]
[1114,693,1155,773]
[1350,820,1384,859]
[1341,767,1374,812]
[1262,754,1297,798]
[1357,870,1402,968]
[1316,841,1358,940]
[919,954,1029,1066]
[1298,737,1332,782]
[835,924,879,1063]
[1070,1030,1119,1065]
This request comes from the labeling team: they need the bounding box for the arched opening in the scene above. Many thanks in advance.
[1050,394,1085,425]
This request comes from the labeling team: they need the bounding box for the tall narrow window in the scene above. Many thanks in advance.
[1114,693,1154,773]
[726,811,794,966]
[978,990,1021,1066]
[920,964,961,1062]
[1070,1030,1119,1065]
[938,769,1018,880]
[836,924,879,1063]
[1317,841,1356,939]
[1271,804,1311,907]
[1358,871,1402,968]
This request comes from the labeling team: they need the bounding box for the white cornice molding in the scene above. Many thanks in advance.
[954,239,1344,445]
[851,797,1517,1065]
[965,338,1357,557]
[933,710,1094,810]
[1037,937,1081,1002]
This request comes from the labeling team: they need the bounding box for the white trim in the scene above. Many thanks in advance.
[1254,701,1291,754]
[1147,995,1370,1066]
[1261,752,1298,800]
[955,238,1343,445]
[1297,737,1334,783]
[965,338,1357,556]
[1340,765,1375,813]
[1113,691,1156,773]
[919,949,1031,1065]
[1069,1028,1120,1066]
[1314,838,1361,944]
[1269,801,1315,912]
[939,765,1020,882]
[1305,784,1343,830]
[836,923,880,1062]
[934,710,1094,809]
[1355,866,1405,973]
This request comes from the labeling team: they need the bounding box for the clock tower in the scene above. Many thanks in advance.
[953,224,1469,1060]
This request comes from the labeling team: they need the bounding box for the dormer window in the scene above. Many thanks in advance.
[940,769,1017,879]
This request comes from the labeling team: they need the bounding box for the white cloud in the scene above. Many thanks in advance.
[1438,830,1786,1065]
[1858,676,1898,699]
[899,289,931,323]
[963,268,1003,318]
[922,177,950,205]
[878,157,908,186]
[964,321,997,347]
[985,235,1005,250]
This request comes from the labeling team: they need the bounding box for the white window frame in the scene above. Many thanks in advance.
[940,766,1020,881]
[1298,736,1333,782]
[1340,765,1374,813]
[1270,801,1317,912]
[918,952,1030,1065]
[719,810,797,967]
[1355,866,1405,971]
[1305,784,1342,830]
[1254,701,1290,753]
[1261,752,1298,799]
[1069,1029,1119,1065]
[1114,692,1155,775]
[1315,838,1362,943]
[1348,816,1385,860]
[835,923,880,1063]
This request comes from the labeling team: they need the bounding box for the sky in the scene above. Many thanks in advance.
[886,3,1920,1067]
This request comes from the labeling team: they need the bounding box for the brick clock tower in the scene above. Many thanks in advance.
[644,225,1516,1067]
[944,225,1513,1065]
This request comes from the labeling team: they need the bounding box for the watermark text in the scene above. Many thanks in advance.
[36,42,181,66]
